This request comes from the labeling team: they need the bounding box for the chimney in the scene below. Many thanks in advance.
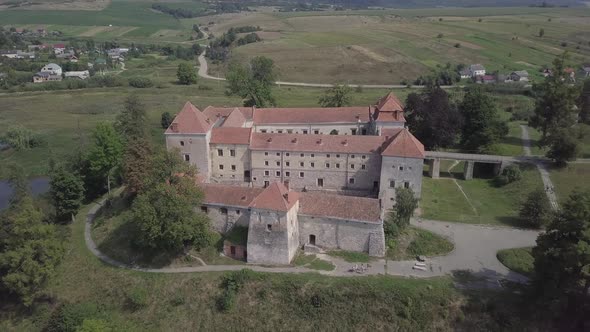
[342,139,348,146]
[267,137,272,142]
[283,181,290,190]
[292,138,298,143]
[171,123,178,132]
[317,139,323,145]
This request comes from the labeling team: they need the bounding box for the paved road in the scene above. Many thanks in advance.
[520,124,559,210]
[85,199,539,283]
[196,51,459,90]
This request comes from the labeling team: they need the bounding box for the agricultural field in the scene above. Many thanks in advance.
[202,7,590,84]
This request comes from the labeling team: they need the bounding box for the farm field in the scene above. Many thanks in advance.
[203,7,590,84]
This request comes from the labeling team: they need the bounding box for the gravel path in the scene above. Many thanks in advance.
[85,199,539,283]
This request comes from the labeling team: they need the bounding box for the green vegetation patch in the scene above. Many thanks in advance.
[387,226,454,260]
[327,250,372,263]
[550,163,590,203]
[224,226,248,246]
[293,253,335,271]
[497,247,534,277]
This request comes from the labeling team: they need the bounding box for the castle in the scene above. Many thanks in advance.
[165,93,425,265]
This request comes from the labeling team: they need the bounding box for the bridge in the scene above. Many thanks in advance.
[424,151,518,180]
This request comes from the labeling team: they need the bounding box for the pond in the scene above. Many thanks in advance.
[0,177,50,211]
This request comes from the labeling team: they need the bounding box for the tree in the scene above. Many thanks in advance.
[226,56,276,107]
[176,62,197,85]
[578,79,590,124]
[161,111,174,129]
[116,95,148,142]
[406,87,463,149]
[122,137,153,194]
[532,190,590,324]
[530,53,579,145]
[459,86,508,153]
[129,149,212,252]
[520,189,551,228]
[385,188,419,238]
[49,165,85,222]
[539,28,545,38]
[0,171,63,305]
[494,164,522,186]
[87,122,123,195]
[318,84,352,107]
[546,130,579,166]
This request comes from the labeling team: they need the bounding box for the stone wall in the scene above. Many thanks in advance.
[379,156,424,208]
[201,204,250,233]
[210,143,250,183]
[298,215,385,257]
[246,203,299,265]
[165,132,211,179]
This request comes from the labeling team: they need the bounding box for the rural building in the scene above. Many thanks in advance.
[582,64,590,77]
[0,50,18,59]
[65,70,90,80]
[459,69,471,79]
[476,75,496,84]
[53,43,66,55]
[33,63,63,83]
[165,93,424,264]
[509,70,529,82]
[469,64,486,77]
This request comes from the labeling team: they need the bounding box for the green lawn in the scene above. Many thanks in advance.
[550,163,590,203]
[327,250,372,263]
[497,247,534,277]
[386,226,454,260]
[421,163,543,226]
[292,253,335,271]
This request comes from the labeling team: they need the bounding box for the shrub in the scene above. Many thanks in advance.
[128,76,154,88]
[519,189,551,228]
[127,287,148,310]
[46,302,101,332]
[161,111,173,129]
[494,164,521,186]
[217,269,255,312]
[2,125,46,150]
[454,43,461,48]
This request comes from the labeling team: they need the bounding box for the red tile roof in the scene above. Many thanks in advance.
[249,132,389,154]
[221,108,247,127]
[376,92,404,112]
[165,102,213,134]
[202,184,264,207]
[299,192,381,223]
[203,106,254,121]
[375,110,406,123]
[381,129,425,158]
[249,182,299,212]
[210,127,252,145]
[253,106,372,124]
[53,43,65,49]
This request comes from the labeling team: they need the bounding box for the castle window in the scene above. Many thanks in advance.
[317,178,324,187]
[285,171,290,177]
[183,154,190,162]
[219,164,224,170]
[201,206,208,213]
[276,152,280,156]
[217,149,223,157]
[311,154,315,158]
[265,152,269,156]
[276,171,281,177]
[349,178,355,184]
[314,130,319,134]
[351,155,355,159]
[286,161,290,167]
[253,177,257,181]
[286,153,290,157]
[299,162,304,167]
[326,154,330,158]
[299,172,305,178]
[302,130,308,134]
[336,163,340,169]
[390,180,395,188]
[361,164,366,170]
[400,166,404,171]
[325,163,330,168]
[264,171,270,176]
[236,210,241,215]
[287,129,293,134]
[361,155,366,159]
[267,224,272,231]
[362,129,367,135]
[277,130,283,133]
[350,164,355,169]
[310,162,315,168]
[336,154,340,158]
[221,208,228,215]
[261,129,267,133]
[264,181,269,187]
[404,182,410,188]
[351,129,357,135]
[300,153,304,157]
[230,149,236,157]
[276,161,280,166]
[180,141,185,146]
[265,161,269,166]
[231,165,236,171]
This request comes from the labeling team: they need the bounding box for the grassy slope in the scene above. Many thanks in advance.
[497,247,534,276]
[387,226,454,260]
[0,198,464,331]
[421,163,543,226]
[550,163,590,203]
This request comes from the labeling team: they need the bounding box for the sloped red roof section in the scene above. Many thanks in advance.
[376,92,404,112]
[299,192,381,223]
[249,132,388,154]
[253,106,371,124]
[202,106,254,121]
[202,184,264,207]
[210,127,252,145]
[221,108,247,127]
[165,102,213,134]
[249,181,299,212]
[381,129,425,158]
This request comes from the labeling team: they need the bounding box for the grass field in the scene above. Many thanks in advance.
[497,247,534,277]
[386,226,454,260]
[204,7,590,84]
[550,163,590,203]
[420,163,543,226]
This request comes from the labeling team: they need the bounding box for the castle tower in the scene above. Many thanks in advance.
[246,182,300,265]
[165,102,213,180]
[373,92,406,135]
[379,129,425,213]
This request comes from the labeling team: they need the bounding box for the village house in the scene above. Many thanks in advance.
[165,93,425,264]
[64,70,90,80]
[469,64,486,77]
[33,63,62,83]
[508,70,529,82]
[0,50,18,59]
[476,74,496,84]
[53,43,66,55]
[459,69,471,79]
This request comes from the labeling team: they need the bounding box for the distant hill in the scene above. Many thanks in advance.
[308,0,584,8]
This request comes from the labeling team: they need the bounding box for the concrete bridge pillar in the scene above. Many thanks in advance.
[493,163,502,176]
[463,161,474,180]
[428,159,440,179]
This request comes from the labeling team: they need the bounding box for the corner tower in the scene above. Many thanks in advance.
[165,102,214,179]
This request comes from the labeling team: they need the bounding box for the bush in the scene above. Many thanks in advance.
[454,43,461,48]
[128,76,154,88]
[46,302,101,332]
[520,189,551,228]
[217,269,255,312]
[494,164,521,186]
[127,287,148,310]
[2,125,46,150]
